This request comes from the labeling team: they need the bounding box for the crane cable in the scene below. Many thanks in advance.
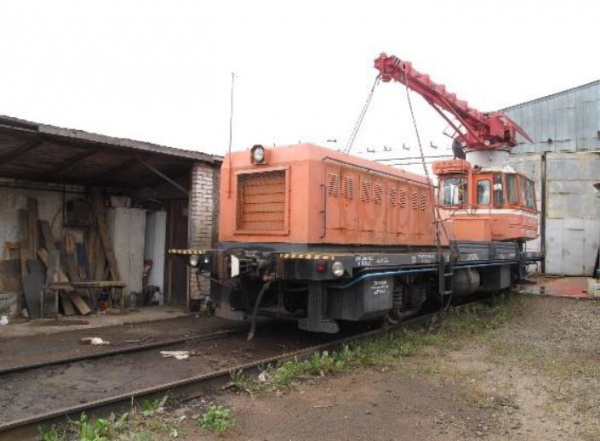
[345,75,381,154]
[403,77,449,245]
[403,76,457,309]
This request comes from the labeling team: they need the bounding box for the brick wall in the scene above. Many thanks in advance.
[188,161,220,301]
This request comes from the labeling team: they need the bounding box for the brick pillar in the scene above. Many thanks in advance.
[188,162,220,302]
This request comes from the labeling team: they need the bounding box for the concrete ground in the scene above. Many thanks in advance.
[0,305,189,338]
[0,312,243,371]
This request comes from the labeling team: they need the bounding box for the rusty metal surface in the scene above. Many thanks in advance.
[520,276,593,299]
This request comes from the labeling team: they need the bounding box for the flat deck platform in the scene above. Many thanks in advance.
[519,276,597,299]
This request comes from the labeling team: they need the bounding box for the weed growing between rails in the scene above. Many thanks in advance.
[232,294,524,395]
[38,395,239,440]
[38,396,182,441]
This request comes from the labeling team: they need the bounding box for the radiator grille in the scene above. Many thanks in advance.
[374,184,383,204]
[398,189,407,208]
[327,173,340,197]
[361,181,371,202]
[343,177,354,199]
[419,192,427,210]
[388,187,397,206]
[236,170,286,231]
[411,192,418,209]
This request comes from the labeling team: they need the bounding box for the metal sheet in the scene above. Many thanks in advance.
[504,80,600,154]
[562,218,586,275]
[545,218,564,274]
[544,152,600,275]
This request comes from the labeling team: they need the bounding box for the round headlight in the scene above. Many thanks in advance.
[189,254,200,267]
[332,261,345,278]
[252,145,265,163]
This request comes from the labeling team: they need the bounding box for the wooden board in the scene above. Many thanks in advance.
[76,243,91,280]
[3,242,20,260]
[39,220,57,251]
[86,229,97,280]
[27,198,39,259]
[17,209,29,277]
[37,248,70,285]
[63,234,81,282]
[49,280,126,288]
[0,260,21,292]
[55,241,71,281]
[68,291,91,315]
[39,248,89,316]
[93,237,107,281]
[92,191,121,281]
[59,291,76,316]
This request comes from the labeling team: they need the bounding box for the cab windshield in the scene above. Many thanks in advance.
[440,177,467,205]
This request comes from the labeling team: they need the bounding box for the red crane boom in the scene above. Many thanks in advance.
[373,53,532,152]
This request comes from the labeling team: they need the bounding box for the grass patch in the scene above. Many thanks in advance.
[198,405,235,435]
[234,295,519,394]
[38,396,183,441]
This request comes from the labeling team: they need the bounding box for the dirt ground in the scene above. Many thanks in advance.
[172,295,600,441]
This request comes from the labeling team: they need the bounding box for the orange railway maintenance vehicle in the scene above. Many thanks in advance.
[171,54,541,337]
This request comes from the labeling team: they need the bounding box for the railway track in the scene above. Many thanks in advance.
[0,324,252,376]
[0,299,487,441]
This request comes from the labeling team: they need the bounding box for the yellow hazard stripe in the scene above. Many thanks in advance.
[168,249,206,255]
[280,253,335,260]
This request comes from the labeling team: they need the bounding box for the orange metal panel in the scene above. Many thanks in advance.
[219,144,436,247]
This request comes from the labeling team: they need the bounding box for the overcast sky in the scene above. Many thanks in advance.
[1,0,597,165]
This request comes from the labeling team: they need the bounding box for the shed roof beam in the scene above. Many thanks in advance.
[42,149,98,177]
[87,158,139,182]
[0,138,43,165]
[136,156,189,196]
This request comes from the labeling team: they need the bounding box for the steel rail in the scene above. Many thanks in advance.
[0,325,252,376]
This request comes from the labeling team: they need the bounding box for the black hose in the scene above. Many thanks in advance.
[247,282,272,341]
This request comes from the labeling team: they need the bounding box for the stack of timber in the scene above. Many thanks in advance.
[0,195,122,319]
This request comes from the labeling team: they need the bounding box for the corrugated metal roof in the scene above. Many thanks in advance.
[0,114,221,188]
[0,115,221,163]
[503,81,600,154]
[503,79,600,112]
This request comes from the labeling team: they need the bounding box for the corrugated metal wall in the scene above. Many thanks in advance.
[504,81,600,275]
[508,151,600,275]
[505,80,600,154]
[545,152,600,275]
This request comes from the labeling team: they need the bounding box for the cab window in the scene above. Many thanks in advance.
[525,179,536,209]
[493,173,504,208]
[520,176,528,208]
[440,177,467,205]
[477,180,491,205]
[506,174,519,204]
